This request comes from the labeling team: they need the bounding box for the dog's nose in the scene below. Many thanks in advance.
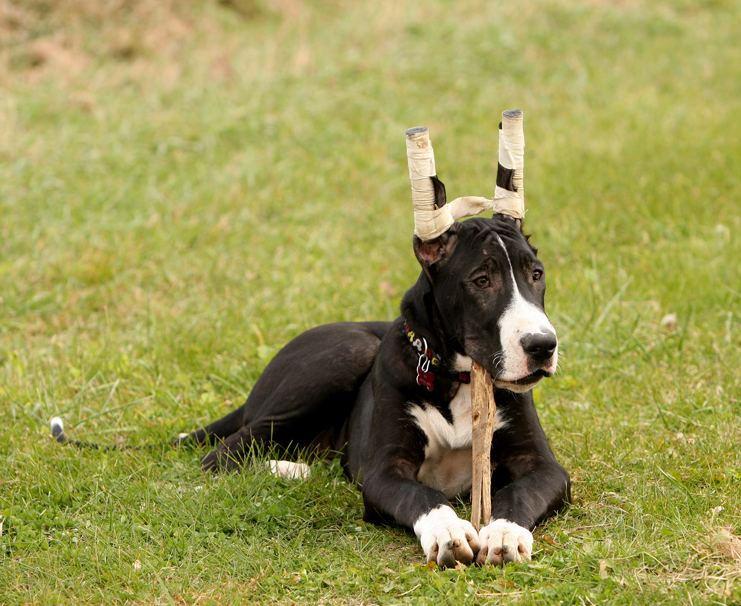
[520,332,557,361]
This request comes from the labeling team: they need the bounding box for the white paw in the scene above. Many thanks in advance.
[477,518,533,566]
[413,506,481,568]
[266,460,311,480]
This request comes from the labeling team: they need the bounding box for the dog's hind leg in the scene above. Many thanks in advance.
[199,383,361,473]
[200,321,390,473]
[200,424,268,472]
[173,403,247,447]
[199,400,335,473]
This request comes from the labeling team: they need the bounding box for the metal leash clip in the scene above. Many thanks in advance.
[416,338,435,391]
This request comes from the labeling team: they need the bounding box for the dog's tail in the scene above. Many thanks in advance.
[50,416,214,452]
[50,416,312,479]
[50,417,144,451]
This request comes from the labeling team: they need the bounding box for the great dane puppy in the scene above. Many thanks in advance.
[51,183,570,566]
[176,200,571,567]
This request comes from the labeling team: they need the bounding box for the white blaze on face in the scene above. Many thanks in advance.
[495,235,557,388]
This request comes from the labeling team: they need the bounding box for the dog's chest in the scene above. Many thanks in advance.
[408,384,506,499]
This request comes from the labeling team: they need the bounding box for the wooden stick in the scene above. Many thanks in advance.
[470,359,497,531]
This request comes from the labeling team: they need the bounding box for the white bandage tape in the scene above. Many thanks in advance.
[494,109,525,219]
[444,192,523,222]
[405,111,525,240]
[406,127,454,241]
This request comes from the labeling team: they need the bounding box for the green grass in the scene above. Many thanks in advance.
[1,0,741,603]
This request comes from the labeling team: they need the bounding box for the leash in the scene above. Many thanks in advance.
[403,321,470,392]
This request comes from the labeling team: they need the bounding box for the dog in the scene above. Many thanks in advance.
[169,174,571,567]
[51,176,570,568]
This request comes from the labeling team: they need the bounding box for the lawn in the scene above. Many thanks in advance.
[1,0,740,604]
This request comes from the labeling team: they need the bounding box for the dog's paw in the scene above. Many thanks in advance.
[266,460,311,480]
[413,506,481,568]
[476,518,533,566]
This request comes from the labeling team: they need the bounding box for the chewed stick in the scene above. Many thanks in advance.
[470,360,497,531]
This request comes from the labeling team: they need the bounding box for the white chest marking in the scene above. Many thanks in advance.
[408,379,508,499]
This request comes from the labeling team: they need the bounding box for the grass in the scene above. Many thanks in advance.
[1,0,740,603]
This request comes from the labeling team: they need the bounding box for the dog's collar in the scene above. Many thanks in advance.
[403,321,471,392]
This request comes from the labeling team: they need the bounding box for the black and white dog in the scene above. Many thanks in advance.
[177,186,570,566]
[52,181,570,567]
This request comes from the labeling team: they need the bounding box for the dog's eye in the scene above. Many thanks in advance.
[532,269,543,282]
[473,276,490,288]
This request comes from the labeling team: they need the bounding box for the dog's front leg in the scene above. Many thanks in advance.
[476,461,568,565]
[360,444,480,568]
[476,391,571,566]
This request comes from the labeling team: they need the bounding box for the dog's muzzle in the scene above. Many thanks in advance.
[494,330,558,393]
[519,332,557,364]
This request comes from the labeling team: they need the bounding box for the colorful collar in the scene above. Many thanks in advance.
[403,321,471,392]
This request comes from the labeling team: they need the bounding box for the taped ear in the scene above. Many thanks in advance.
[430,175,447,209]
[413,227,458,272]
[492,212,524,234]
[404,111,525,239]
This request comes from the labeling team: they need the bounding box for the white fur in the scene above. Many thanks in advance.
[494,235,557,388]
[266,460,311,480]
[453,353,473,372]
[413,505,480,567]
[409,378,508,498]
[478,518,534,564]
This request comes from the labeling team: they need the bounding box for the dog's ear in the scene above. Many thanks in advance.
[493,212,524,234]
[413,227,458,273]
[430,175,447,209]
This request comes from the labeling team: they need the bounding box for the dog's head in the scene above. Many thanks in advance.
[413,214,557,393]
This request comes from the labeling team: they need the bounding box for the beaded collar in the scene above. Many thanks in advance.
[403,321,471,392]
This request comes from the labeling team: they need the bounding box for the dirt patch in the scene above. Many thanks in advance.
[0,0,197,82]
[713,529,741,562]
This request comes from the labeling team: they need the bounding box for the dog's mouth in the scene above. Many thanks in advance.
[494,368,552,393]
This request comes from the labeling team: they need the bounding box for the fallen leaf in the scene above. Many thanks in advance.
[713,532,741,561]
[599,560,608,578]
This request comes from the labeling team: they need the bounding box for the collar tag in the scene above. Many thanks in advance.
[416,361,435,391]
[405,320,468,391]
[416,340,435,391]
